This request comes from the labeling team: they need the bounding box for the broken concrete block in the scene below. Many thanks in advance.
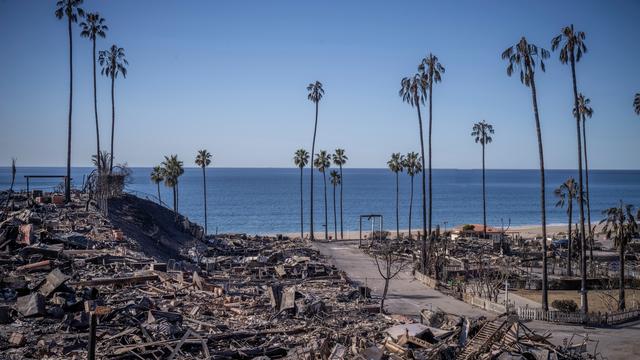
[9,332,26,347]
[280,287,296,311]
[39,268,70,297]
[15,293,45,317]
[18,224,33,245]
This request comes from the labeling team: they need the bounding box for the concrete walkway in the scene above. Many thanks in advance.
[313,240,490,318]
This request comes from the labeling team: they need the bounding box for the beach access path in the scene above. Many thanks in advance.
[313,239,490,318]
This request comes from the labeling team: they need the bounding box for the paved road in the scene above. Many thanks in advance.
[313,240,490,318]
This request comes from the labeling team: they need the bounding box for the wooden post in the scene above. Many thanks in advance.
[88,312,97,360]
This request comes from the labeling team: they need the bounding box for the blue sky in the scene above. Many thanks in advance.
[1,0,639,169]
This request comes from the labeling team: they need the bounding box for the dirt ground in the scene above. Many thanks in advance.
[514,289,640,312]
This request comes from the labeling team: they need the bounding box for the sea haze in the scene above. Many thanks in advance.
[1,167,639,235]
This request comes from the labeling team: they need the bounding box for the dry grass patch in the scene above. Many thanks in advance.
[513,289,640,313]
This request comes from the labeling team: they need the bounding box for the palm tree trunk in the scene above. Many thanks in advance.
[582,115,593,273]
[109,74,115,173]
[92,38,101,172]
[310,102,318,241]
[300,166,304,240]
[482,142,487,239]
[65,15,73,203]
[172,185,177,219]
[428,80,434,256]
[619,244,626,310]
[567,200,573,276]
[527,65,549,312]
[202,166,208,235]
[395,171,400,240]
[333,183,337,240]
[415,98,428,273]
[156,182,161,204]
[409,175,414,240]
[339,164,344,239]
[323,171,328,240]
[570,56,588,314]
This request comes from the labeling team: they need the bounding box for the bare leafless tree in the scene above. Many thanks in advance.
[372,238,410,313]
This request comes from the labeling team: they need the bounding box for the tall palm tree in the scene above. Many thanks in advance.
[161,155,183,220]
[403,152,422,240]
[314,150,331,240]
[294,149,310,239]
[99,45,128,173]
[575,93,594,270]
[307,81,324,241]
[634,93,640,115]
[420,54,445,253]
[332,149,348,239]
[399,72,428,271]
[330,170,341,241]
[552,24,589,313]
[502,36,551,311]
[388,153,404,240]
[471,121,494,239]
[55,0,84,203]
[150,165,164,205]
[80,13,107,171]
[601,201,638,311]
[554,178,577,276]
[195,150,212,235]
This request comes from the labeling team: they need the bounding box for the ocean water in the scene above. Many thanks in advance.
[1,167,639,235]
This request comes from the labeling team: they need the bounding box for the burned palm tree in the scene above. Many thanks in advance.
[314,150,331,240]
[399,72,428,271]
[552,24,589,313]
[388,153,404,240]
[9,158,17,193]
[330,170,341,241]
[403,152,422,240]
[294,149,310,239]
[195,150,212,235]
[332,149,348,239]
[150,165,164,205]
[99,45,128,173]
[307,81,324,241]
[575,93,594,271]
[420,53,445,252]
[502,36,551,311]
[80,12,108,171]
[554,178,577,276]
[471,120,494,239]
[601,201,638,310]
[55,0,84,202]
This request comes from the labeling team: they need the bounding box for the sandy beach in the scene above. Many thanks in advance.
[282,222,603,241]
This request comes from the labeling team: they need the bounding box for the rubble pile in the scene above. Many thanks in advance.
[0,191,598,359]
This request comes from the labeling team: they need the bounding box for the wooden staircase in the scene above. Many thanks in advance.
[457,317,512,360]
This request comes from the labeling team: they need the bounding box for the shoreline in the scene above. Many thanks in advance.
[274,222,602,240]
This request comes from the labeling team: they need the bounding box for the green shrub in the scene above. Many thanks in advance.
[552,299,578,313]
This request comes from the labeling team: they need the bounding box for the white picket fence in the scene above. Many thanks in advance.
[463,293,507,314]
[517,306,640,326]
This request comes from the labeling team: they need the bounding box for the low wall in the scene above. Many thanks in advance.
[517,306,640,326]
[414,271,439,289]
[463,293,507,314]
